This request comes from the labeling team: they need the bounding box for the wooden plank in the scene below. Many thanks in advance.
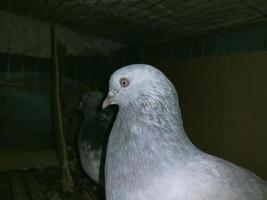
[0,171,13,200]
[51,26,74,192]
[0,172,10,195]
[32,169,51,186]
[8,171,29,200]
[0,194,13,200]
[33,169,63,200]
[0,150,59,172]
[47,168,60,179]
[21,171,46,200]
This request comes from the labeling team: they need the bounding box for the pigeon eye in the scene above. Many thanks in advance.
[84,97,90,102]
[120,78,129,87]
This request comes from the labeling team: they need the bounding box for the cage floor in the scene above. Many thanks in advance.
[0,150,59,171]
[0,167,98,200]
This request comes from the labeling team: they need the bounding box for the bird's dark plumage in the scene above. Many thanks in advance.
[77,91,115,185]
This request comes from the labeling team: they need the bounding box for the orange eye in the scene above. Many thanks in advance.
[120,78,129,87]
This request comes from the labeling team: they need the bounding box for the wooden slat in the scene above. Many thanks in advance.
[0,172,13,200]
[0,150,59,171]
[1,168,101,200]
[0,172,10,195]
[0,193,13,200]
[33,169,63,200]
[46,168,60,180]
[33,169,56,188]
[22,171,46,200]
[8,171,29,200]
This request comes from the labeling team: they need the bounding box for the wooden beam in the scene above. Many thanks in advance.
[50,25,74,192]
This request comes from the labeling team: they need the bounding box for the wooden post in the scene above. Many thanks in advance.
[50,25,74,192]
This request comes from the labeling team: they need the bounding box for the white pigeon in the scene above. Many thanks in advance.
[102,64,267,200]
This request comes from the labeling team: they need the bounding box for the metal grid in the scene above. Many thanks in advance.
[0,0,267,44]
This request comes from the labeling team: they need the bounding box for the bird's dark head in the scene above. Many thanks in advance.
[102,64,178,109]
[78,91,103,116]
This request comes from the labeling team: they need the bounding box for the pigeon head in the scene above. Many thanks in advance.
[102,64,177,109]
[78,91,103,117]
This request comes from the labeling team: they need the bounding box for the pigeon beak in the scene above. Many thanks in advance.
[77,101,84,110]
[102,95,113,109]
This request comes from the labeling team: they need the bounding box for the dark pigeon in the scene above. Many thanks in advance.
[77,91,115,186]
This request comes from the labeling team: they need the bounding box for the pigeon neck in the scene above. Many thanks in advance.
[84,109,98,121]
[106,94,198,196]
[117,95,197,164]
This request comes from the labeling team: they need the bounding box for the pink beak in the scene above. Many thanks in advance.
[102,95,112,109]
